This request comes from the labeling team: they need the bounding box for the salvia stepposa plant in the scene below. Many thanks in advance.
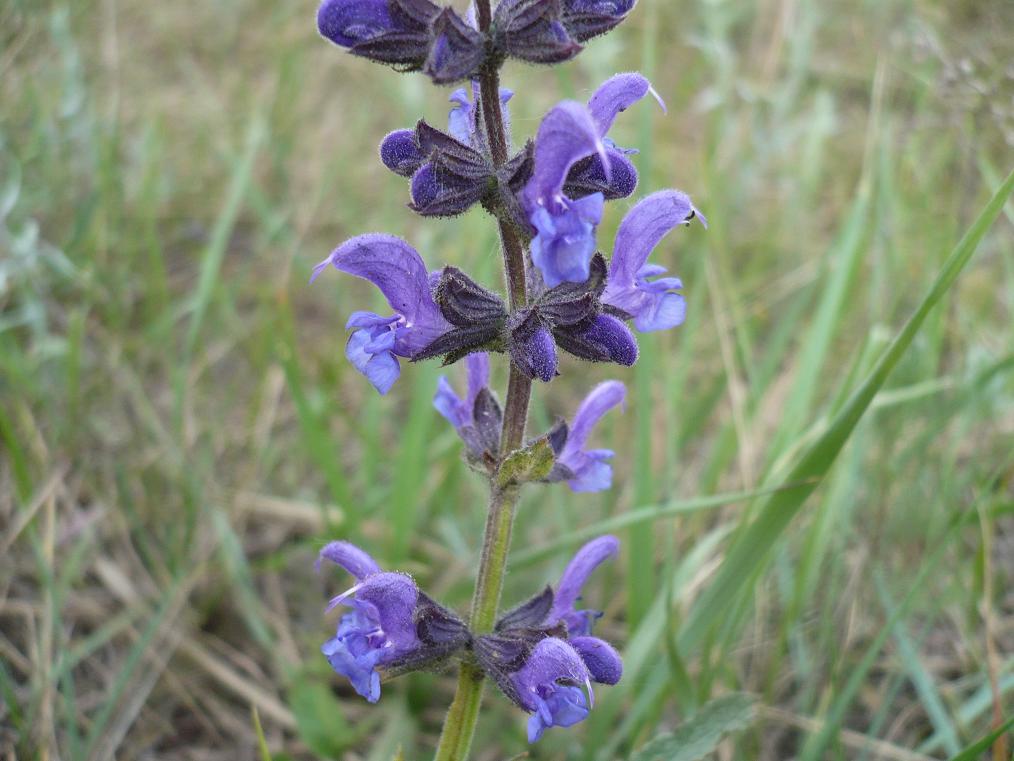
[310,0,705,753]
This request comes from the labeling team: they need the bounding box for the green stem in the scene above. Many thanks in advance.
[433,1,534,757]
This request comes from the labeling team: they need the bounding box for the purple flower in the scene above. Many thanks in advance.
[602,189,706,332]
[547,535,619,635]
[316,541,421,703]
[312,234,452,394]
[480,537,624,741]
[434,352,505,461]
[549,381,627,491]
[524,73,663,288]
[510,638,594,743]
[524,101,608,289]
[434,352,489,431]
[318,0,482,83]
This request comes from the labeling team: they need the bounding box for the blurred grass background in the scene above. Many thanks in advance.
[1,0,1013,758]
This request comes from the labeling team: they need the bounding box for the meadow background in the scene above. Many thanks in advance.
[2,0,1013,758]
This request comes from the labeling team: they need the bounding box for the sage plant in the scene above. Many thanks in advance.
[311,0,704,754]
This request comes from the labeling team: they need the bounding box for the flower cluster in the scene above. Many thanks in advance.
[436,354,627,492]
[318,0,636,84]
[311,0,707,746]
[313,72,703,393]
[318,536,621,742]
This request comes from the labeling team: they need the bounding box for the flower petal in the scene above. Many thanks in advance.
[551,535,619,623]
[355,572,420,649]
[512,637,592,712]
[586,72,664,137]
[465,352,490,407]
[634,291,686,333]
[607,189,701,290]
[364,351,401,395]
[317,233,451,355]
[529,193,604,288]
[316,540,382,579]
[433,375,468,430]
[526,101,608,209]
[560,381,626,461]
[570,636,623,685]
[567,449,615,493]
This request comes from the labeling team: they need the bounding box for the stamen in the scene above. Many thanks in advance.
[325,583,362,612]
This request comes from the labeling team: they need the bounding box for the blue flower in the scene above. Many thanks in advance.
[549,381,627,492]
[524,73,664,288]
[602,190,706,332]
[434,352,490,432]
[507,536,625,741]
[312,234,452,394]
[316,541,421,702]
[510,638,594,743]
[547,535,619,636]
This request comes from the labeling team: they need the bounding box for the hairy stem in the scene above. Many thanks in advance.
[433,2,535,757]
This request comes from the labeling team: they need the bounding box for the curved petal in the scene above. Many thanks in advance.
[608,189,701,288]
[433,376,468,430]
[322,610,384,702]
[346,332,401,395]
[561,381,626,459]
[316,540,382,579]
[586,72,664,136]
[570,636,623,685]
[526,101,608,209]
[314,233,451,354]
[551,535,620,622]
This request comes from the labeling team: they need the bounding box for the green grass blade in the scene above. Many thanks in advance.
[251,707,273,761]
[798,557,954,760]
[945,716,1014,761]
[510,481,812,568]
[679,166,1014,652]
[876,576,961,756]
[182,117,265,360]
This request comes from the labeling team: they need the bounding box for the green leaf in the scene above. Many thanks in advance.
[497,437,555,487]
[946,716,1014,761]
[630,693,756,761]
